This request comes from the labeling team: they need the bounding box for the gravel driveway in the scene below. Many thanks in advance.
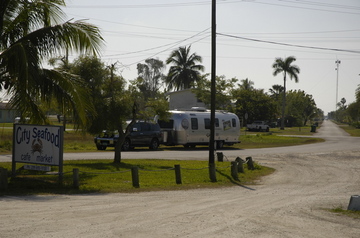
[1,120,359,237]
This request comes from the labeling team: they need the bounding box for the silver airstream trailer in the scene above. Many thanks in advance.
[157,108,240,149]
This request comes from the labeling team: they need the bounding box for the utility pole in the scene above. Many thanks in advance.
[335,59,341,118]
[209,0,216,166]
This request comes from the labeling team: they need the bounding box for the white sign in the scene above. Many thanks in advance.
[13,125,63,166]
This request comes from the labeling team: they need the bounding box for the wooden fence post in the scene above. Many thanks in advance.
[174,164,182,184]
[246,157,255,170]
[73,168,79,189]
[235,157,244,173]
[0,168,8,190]
[131,166,140,188]
[231,161,239,180]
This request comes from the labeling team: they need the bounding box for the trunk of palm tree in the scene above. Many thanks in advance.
[281,75,287,130]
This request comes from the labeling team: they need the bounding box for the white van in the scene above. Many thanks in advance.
[157,109,240,149]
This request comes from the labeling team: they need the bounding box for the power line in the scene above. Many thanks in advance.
[217,33,360,54]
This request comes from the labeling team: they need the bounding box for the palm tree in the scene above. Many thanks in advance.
[165,45,204,91]
[0,0,103,126]
[272,56,300,130]
[239,78,254,91]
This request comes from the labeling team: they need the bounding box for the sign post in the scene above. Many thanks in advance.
[12,124,64,182]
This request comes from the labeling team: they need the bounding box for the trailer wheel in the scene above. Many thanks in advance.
[216,141,224,149]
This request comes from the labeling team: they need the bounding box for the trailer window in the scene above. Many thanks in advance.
[232,118,236,127]
[191,118,198,130]
[158,119,174,129]
[204,118,210,129]
[204,118,219,129]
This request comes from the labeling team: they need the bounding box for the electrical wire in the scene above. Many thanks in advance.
[217,32,360,54]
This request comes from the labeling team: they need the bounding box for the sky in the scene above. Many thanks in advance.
[2,0,360,115]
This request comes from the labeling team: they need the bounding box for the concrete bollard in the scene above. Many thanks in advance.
[131,166,140,188]
[0,168,8,190]
[174,164,182,184]
[348,195,360,211]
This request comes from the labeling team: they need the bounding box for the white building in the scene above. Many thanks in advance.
[167,89,206,110]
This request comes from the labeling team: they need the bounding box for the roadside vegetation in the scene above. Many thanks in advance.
[328,207,360,219]
[0,159,274,195]
[332,122,360,137]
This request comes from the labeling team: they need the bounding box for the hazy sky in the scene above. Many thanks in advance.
[3,0,360,115]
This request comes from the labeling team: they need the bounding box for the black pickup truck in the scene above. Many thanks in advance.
[94,122,162,151]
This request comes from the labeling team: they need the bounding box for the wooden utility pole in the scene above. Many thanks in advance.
[209,0,216,165]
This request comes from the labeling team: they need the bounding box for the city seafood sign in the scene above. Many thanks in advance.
[13,124,63,166]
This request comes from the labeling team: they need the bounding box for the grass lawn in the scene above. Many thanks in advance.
[337,124,360,137]
[0,159,274,195]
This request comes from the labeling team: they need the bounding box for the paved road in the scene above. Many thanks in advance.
[1,120,360,238]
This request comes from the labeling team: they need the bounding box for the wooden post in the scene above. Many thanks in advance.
[209,163,217,182]
[235,157,244,173]
[246,157,255,170]
[231,161,239,180]
[174,164,182,184]
[131,166,140,188]
[73,168,79,189]
[0,168,8,190]
[217,152,223,162]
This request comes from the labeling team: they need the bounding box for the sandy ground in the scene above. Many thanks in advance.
[1,120,360,238]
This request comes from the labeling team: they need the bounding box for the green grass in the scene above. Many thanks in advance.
[337,124,360,137]
[0,159,274,195]
[236,133,324,149]
[328,206,360,219]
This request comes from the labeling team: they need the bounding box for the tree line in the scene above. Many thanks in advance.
[328,87,360,128]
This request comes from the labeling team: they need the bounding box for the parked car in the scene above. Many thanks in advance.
[94,122,162,151]
[246,121,270,132]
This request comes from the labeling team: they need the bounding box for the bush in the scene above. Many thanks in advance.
[351,121,360,129]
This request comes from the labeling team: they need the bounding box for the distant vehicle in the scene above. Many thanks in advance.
[14,117,30,123]
[94,122,162,151]
[156,109,240,149]
[246,121,270,132]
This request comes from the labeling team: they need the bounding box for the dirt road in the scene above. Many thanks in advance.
[1,120,359,237]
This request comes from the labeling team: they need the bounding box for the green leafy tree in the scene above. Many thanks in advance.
[192,75,237,110]
[108,84,169,163]
[232,88,277,125]
[286,90,317,126]
[0,0,103,126]
[239,78,254,91]
[135,58,165,98]
[165,45,204,91]
[272,56,300,129]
